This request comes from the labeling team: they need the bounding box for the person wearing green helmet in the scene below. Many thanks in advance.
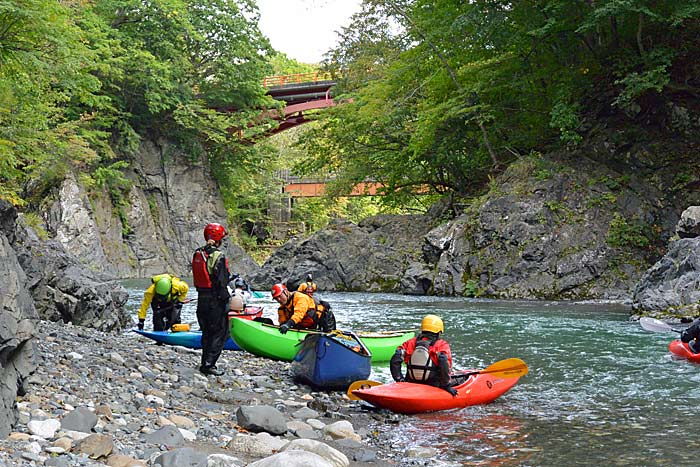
[138,273,190,331]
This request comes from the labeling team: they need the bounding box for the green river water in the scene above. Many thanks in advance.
[122,280,699,466]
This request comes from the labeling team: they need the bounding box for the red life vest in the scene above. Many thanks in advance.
[192,247,223,289]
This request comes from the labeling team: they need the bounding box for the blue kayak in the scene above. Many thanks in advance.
[133,306,264,351]
[133,329,242,350]
[291,331,371,390]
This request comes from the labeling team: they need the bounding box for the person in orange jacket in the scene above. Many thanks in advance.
[389,314,457,396]
[297,274,317,298]
[271,283,321,334]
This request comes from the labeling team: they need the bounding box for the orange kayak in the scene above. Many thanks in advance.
[351,370,520,414]
[669,339,700,362]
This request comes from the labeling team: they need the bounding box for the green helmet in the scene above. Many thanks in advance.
[155,277,171,296]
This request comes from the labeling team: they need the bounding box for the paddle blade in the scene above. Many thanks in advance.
[639,317,676,333]
[346,380,382,400]
[480,358,529,378]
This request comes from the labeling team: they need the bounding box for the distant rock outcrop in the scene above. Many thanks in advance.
[250,215,437,294]
[633,206,700,317]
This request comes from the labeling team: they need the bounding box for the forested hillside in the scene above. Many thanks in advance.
[2,0,700,256]
[299,1,700,209]
[0,0,279,230]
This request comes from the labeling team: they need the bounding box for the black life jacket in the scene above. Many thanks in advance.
[407,339,436,383]
[192,247,223,289]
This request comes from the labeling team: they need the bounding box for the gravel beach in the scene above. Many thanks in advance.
[0,321,456,467]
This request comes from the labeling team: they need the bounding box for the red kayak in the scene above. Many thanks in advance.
[669,340,700,362]
[352,370,521,414]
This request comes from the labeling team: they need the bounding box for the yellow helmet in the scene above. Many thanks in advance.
[298,282,317,294]
[421,315,444,334]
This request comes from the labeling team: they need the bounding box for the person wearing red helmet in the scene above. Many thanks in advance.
[191,222,232,376]
[271,283,321,334]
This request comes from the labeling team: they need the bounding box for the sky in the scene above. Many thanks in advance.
[256,0,362,64]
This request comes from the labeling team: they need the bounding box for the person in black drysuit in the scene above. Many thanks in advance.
[192,223,232,376]
[681,318,700,353]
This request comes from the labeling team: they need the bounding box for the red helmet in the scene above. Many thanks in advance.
[204,223,227,242]
[271,283,286,298]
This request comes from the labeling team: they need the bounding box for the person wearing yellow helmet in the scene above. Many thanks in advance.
[297,273,318,298]
[389,314,457,396]
[295,274,336,332]
[137,274,189,331]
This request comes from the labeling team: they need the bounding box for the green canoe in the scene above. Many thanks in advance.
[229,318,416,363]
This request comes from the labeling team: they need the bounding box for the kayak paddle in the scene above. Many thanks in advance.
[639,317,681,334]
[461,357,529,379]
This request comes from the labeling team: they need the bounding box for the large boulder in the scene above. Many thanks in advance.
[251,215,436,292]
[6,201,131,331]
[633,206,700,316]
[675,205,700,239]
[0,200,38,438]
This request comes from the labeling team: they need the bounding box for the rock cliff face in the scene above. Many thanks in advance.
[632,207,700,317]
[1,200,131,438]
[425,153,665,300]
[0,203,37,438]
[255,141,698,302]
[0,137,262,437]
[43,139,260,279]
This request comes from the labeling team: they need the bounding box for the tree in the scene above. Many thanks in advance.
[296,0,700,207]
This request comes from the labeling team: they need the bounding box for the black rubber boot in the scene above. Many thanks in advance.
[199,366,223,376]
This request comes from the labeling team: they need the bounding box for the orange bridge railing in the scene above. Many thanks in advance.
[262,72,333,88]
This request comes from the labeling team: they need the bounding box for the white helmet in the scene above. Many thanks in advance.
[229,294,245,311]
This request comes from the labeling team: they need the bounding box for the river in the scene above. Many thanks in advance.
[121,280,697,466]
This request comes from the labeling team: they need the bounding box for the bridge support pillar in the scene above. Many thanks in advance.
[268,194,305,240]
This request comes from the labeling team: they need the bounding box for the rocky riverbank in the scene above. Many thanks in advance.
[1,321,457,467]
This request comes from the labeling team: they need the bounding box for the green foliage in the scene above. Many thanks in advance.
[0,0,279,221]
[92,161,131,199]
[606,213,650,248]
[300,0,700,207]
[463,279,481,298]
[23,213,48,240]
[269,52,318,74]
[550,101,582,145]
[672,172,693,191]
[291,196,385,231]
